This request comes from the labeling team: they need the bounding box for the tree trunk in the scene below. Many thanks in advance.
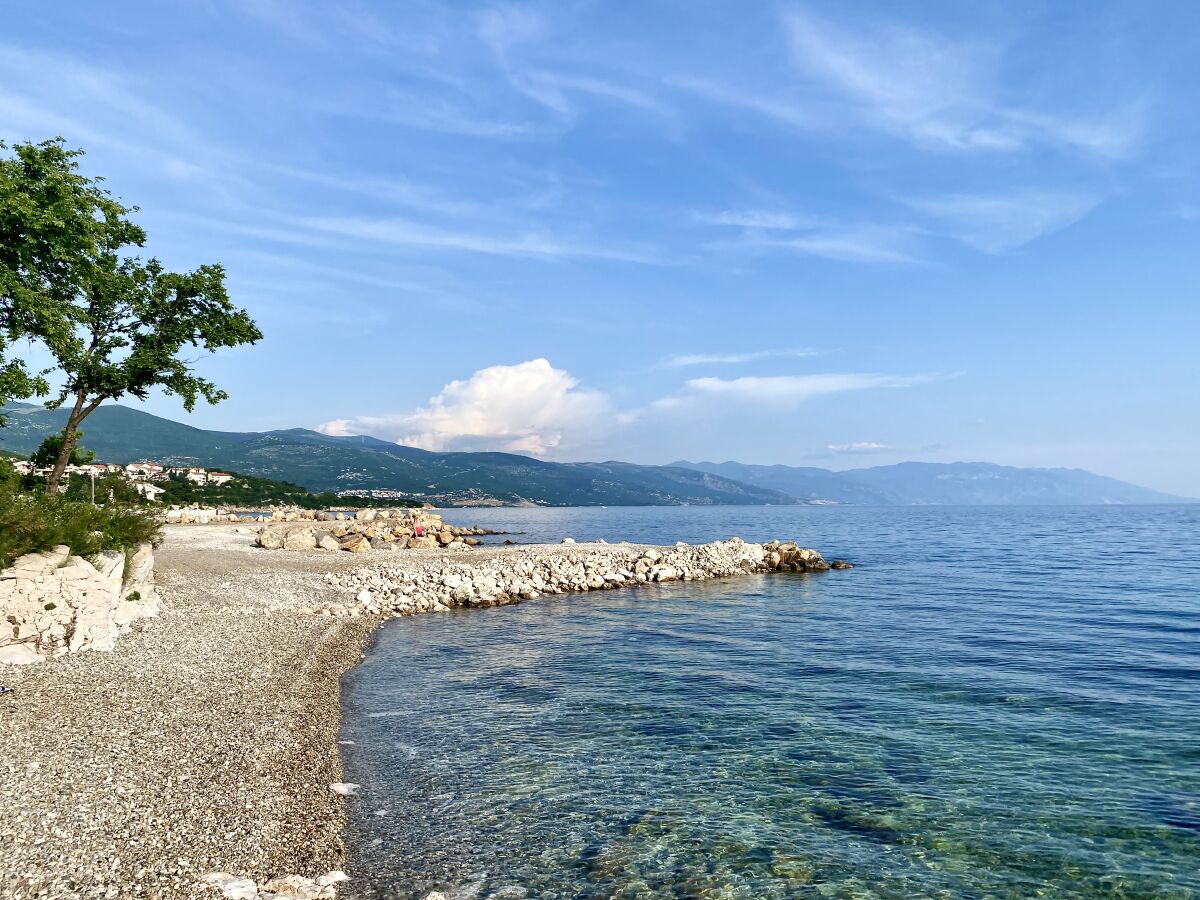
[44,392,87,494]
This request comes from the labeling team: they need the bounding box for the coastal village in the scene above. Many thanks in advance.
[5,457,234,500]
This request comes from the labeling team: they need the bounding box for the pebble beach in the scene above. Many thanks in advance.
[1,524,831,899]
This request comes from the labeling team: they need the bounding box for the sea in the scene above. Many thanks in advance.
[338,505,1200,899]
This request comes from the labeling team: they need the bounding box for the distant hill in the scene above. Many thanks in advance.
[0,403,793,507]
[1,403,1188,506]
[672,460,1193,506]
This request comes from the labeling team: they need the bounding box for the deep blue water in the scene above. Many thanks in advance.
[340,505,1200,899]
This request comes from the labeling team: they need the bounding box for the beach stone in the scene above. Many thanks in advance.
[263,874,325,899]
[340,534,371,553]
[282,528,318,551]
[256,526,287,550]
[317,534,341,552]
[0,642,42,665]
[200,873,259,899]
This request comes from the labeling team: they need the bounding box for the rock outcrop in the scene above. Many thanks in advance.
[310,538,832,619]
[254,510,488,554]
[166,505,432,526]
[0,543,158,665]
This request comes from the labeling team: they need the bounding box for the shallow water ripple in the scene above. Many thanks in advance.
[341,505,1200,899]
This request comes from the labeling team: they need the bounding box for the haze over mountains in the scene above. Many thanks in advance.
[0,403,1190,507]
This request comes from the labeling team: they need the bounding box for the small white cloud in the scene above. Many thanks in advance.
[316,419,356,437]
[827,441,891,453]
[317,359,611,456]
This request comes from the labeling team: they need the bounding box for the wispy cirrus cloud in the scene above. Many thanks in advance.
[301,216,658,263]
[781,7,1143,158]
[660,348,821,368]
[754,228,914,264]
[624,371,940,423]
[827,441,891,454]
[695,209,826,230]
[698,206,916,264]
[668,75,817,130]
[477,5,670,121]
[0,45,209,179]
[904,190,1101,252]
[683,372,936,402]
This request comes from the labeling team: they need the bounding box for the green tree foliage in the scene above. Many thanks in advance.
[1,140,122,420]
[61,473,142,505]
[31,429,94,468]
[156,470,415,510]
[0,138,262,492]
[0,467,160,570]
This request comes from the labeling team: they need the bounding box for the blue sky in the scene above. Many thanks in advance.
[4,1,1199,495]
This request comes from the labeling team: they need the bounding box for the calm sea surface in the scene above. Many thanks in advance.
[340,505,1200,899]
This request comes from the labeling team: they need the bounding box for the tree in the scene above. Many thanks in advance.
[1,139,128,423]
[31,430,94,469]
[0,139,262,492]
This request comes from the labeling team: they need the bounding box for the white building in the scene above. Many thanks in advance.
[133,482,167,501]
[126,462,166,481]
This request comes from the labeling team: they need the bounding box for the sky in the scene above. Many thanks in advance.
[4,1,1199,495]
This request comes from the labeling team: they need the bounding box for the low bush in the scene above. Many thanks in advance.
[0,472,161,570]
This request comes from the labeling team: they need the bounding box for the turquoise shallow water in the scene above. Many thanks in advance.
[340,505,1200,899]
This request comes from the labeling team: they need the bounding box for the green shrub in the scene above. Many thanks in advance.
[0,478,161,570]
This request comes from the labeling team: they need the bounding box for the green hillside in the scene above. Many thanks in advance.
[0,403,794,506]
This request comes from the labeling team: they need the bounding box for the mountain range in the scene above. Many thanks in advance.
[0,403,1191,507]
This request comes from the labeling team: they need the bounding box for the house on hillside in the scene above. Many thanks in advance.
[133,482,167,501]
[207,472,234,485]
[126,462,165,481]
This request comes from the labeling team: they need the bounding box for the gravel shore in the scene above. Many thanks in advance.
[0,526,376,900]
[1,525,829,899]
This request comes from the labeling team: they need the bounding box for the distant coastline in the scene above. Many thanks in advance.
[1,402,1191,508]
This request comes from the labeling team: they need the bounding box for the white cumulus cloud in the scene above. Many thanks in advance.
[316,358,610,455]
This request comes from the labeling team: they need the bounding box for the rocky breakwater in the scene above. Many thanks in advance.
[0,543,157,665]
[166,505,245,524]
[255,509,489,554]
[313,538,834,618]
[169,505,445,526]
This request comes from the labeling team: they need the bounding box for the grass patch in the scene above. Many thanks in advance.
[0,476,161,570]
